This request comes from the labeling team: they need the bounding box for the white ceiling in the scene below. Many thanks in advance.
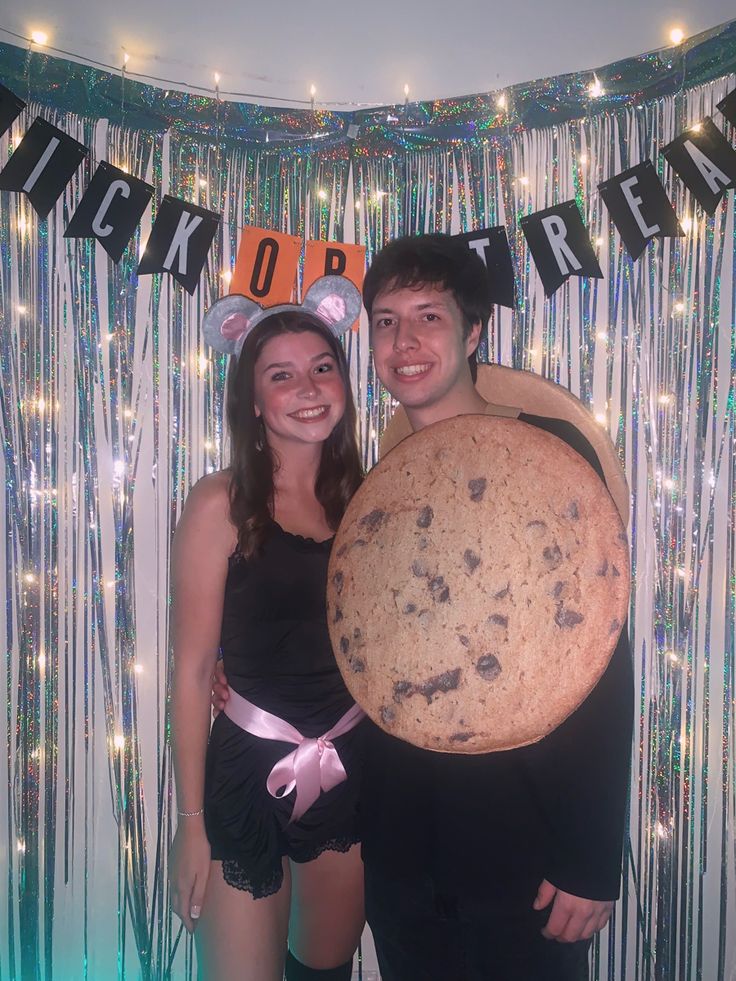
[2,1,735,107]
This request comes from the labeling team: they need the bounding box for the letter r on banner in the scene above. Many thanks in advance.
[540,215,582,275]
[231,227,302,305]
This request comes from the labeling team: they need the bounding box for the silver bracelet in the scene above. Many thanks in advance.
[177,807,204,817]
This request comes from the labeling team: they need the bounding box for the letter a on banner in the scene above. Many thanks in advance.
[662,119,736,215]
[230,227,302,305]
[0,117,88,218]
[303,240,367,329]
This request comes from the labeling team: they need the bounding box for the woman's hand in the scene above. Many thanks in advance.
[169,819,211,933]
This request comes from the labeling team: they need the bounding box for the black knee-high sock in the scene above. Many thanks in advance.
[284,949,353,980]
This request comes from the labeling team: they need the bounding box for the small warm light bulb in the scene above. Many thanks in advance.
[658,393,673,405]
[198,177,208,188]
[133,663,143,675]
[317,188,328,201]
[310,84,317,98]
[663,478,674,490]
[17,304,27,314]
[113,734,125,750]
[674,301,685,313]
[690,121,702,133]
[518,176,529,186]
[17,839,26,854]
[496,93,507,110]
[30,30,48,46]
[37,653,46,671]
[37,398,46,413]
[403,84,410,102]
[214,72,221,86]
[12,135,23,150]
[670,27,685,45]
[588,74,605,98]
[24,573,36,584]
[354,200,361,210]
[596,331,608,341]
[595,412,607,425]
[579,153,588,165]
[222,269,232,286]
[123,50,130,66]
[680,216,692,234]
[595,237,604,247]
[18,215,29,236]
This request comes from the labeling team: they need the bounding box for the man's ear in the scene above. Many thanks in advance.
[465,318,483,356]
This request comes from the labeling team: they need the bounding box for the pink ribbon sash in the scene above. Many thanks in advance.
[223,688,365,823]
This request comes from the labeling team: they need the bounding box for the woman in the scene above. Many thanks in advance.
[169,281,366,981]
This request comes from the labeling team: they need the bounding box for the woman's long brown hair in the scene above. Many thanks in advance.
[226,311,363,557]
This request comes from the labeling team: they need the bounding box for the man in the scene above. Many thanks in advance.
[214,234,634,980]
[357,234,633,981]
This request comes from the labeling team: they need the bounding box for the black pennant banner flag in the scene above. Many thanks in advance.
[0,116,88,218]
[65,162,154,261]
[716,88,736,127]
[455,226,516,309]
[520,201,602,297]
[137,195,220,294]
[599,160,682,259]
[0,82,26,139]
[662,119,736,215]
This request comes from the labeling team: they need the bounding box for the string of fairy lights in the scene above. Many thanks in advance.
[6,21,693,107]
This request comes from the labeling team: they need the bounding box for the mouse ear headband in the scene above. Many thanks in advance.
[202,275,363,357]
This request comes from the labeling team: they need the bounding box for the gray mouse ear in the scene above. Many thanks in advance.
[202,294,264,355]
[302,276,363,336]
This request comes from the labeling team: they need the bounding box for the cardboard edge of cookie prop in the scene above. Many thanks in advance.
[379,363,630,528]
[328,414,630,754]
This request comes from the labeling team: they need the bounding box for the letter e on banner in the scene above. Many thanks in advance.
[303,240,367,330]
[231,227,302,304]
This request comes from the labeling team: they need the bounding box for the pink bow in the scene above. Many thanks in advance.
[223,689,365,823]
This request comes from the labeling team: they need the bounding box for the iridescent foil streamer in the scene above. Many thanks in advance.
[1,24,735,981]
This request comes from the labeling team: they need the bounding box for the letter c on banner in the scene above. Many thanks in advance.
[92,179,131,238]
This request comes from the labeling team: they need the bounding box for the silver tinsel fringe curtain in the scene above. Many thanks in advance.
[1,24,735,980]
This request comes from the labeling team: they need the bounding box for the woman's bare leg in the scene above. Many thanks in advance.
[288,844,364,969]
[195,859,291,981]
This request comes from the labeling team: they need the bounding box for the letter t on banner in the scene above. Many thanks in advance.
[230,227,302,305]
[520,201,602,297]
[598,160,682,260]
[303,240,367,330]
[454,227,515,309]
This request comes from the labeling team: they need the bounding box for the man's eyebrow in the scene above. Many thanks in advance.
[372,300,444,315]
[262,351,335,371]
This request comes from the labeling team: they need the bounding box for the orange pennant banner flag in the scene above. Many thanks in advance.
[303,240,367,330]
[230,227,302,305]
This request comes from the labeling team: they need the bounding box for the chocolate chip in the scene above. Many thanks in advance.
[568,501,580,520]
[463,549,481,573]
[403,602,417,614]
[468,477,487,502]
[339,636,350,654]
[612,565,621,577]
[489,614,508,628]
[359,509,386,533]
[555,606,584,629]
[457,634,470,647]
[494,584,510,600]
[417,506,434,528]
[353,627,362,641]
[610,619,621,634]
[336,544,348,557]
[332,570,344,594]
[476,654,502,681]
[449,731,476,743]
[380,705,396,724]
[526,519,547,530]
[429,576,450,603]
[412,559,427,577]
[349,656,366,673]
[543,544,563,570]
[333,606,343,623]
[393,680,413,702]
[552,580,565,599]
[596,559,608,577]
